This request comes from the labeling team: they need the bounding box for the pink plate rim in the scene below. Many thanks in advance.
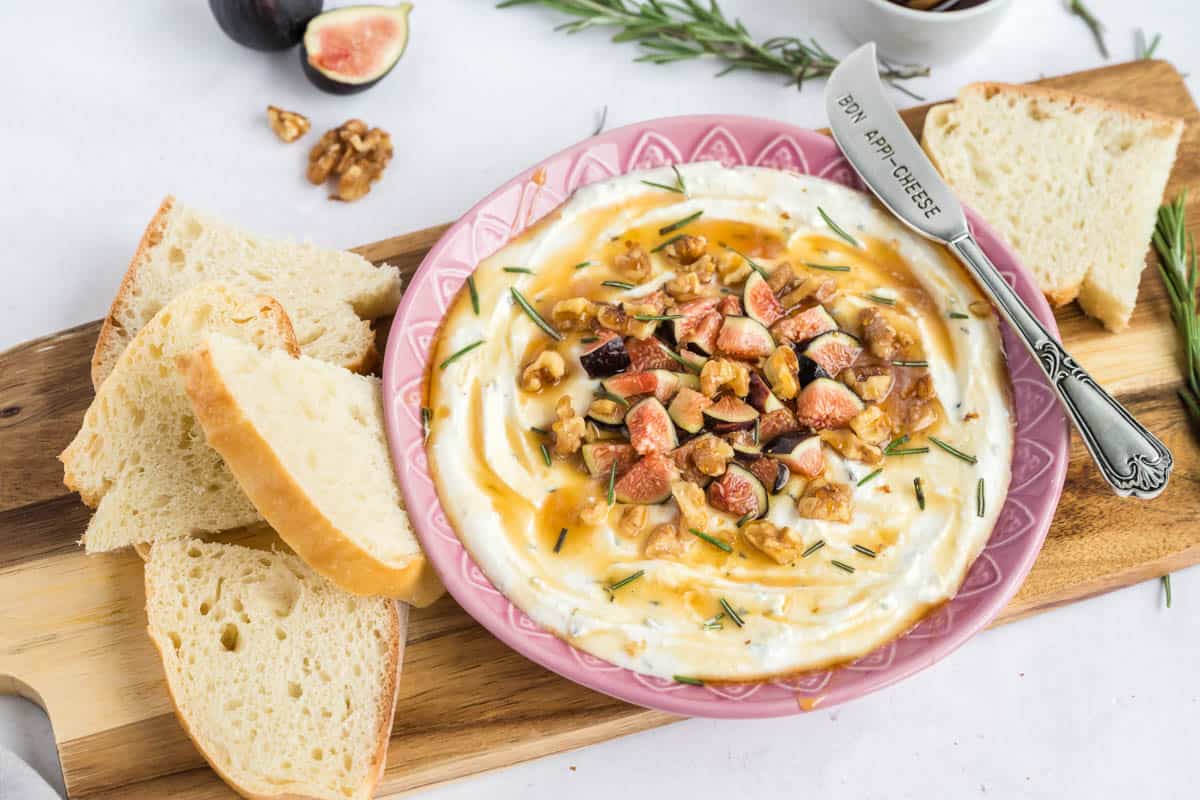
[381,114,1069,719]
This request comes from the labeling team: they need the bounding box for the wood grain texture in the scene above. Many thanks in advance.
[0,59,1195,799]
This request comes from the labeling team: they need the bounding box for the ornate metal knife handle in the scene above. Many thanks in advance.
[950,235,1172,499]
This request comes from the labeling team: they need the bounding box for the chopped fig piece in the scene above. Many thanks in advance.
[801,331,862,376]
[647,370,683,402]
[747,371,785,413]
[615,453,679,504]
[764,433,824,478]
[758,407,801,443]
[747,456,786,492]
[771,304,837,344]
[795,353,831,387]
[625,336,678,372]
[707,463,768,519]
[668,387,712,434]
[580,332,631,378]
[684,311,723,354]
[581,443,637,477]
[601,371,659,401]
[725,428,762,457]
[795,377,865,429]
[716,316,775,360]
[626,397,678,455]
[672,298,721,345]
[703,395,759,432]
[743,271,784,327]
[717,294,743,316]
[671,434,721,485]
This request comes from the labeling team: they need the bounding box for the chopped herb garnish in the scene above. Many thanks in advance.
[439,339,485,370]
[801,540,825,558]
[421,407,432,442]
[856,468,882,487]
[831,559,856,573]
[597,388,630,407]
[674,675,704,686]
[554,527,568,553]
[672,164,687,194]
[929,436,978,464]
[1137,29,1162,60]
[803,262,851,272]
[601,279,636,290]
[949,311,970,320]
[540,442,552,467]
[689,528,733,553]
[818,206,860,248]
[580,336,599,344]
[1068,0,1108,58]
[976,477,986,518]
[651,233,686,253]
[641,179,685,194]
[503,266,534,274]
[883,435,909,454]
[864,293,896,306]
[574,260,593,270]
[735,512,754,527]
[659,210,703,236]
[853,544,878,558]
[913,476,925,510]
[633,313,683,322]
[1162,574,1173,608]
[887,447,929,456]
[719,597,745,627]
[724,244,769,278]
[466,275,480,315]
[702,612,725,631]
[607,460,618,505]
[658,342,701,374]
[510,288,563,341]
[607,569,644,593]
[530,426,549,435]
[892,360,929,368]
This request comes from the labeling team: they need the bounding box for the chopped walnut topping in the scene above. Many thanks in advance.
[678,253,717,282]
[307,119,393,202]
[551,395,586,455]
[840,365,894,402]
[860,307,902,360]
[551,298,599,331]
[691,437,734,477]
[666,234,708,265]
[664,270,707,302]
[894,373,939,433]
[969,300,992,318]
[579,497,610,525]
[615,241,653,283]
[715,251,752,285]
[741,520,804,564]
[763,346,800,400]
[266,105,310,142]
[596,302,658,340]
[767,262,795,294]
[781,276,838,308]
[617,505,648,538]
[700,358,751,398]
[797,479,853,522]
[848,405,892,445]
[644,521,694,560]
[819,429,883,465]
[671,480,710,531]
[520,350,566,393]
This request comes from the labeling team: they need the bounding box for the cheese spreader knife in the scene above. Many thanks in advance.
[824,43,1171,499]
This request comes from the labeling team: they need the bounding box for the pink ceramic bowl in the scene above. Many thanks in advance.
[381,115,1069,718]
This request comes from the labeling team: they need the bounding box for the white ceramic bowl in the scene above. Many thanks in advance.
[834,0,1013,65]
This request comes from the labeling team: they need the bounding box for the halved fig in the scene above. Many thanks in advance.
[580,332,631,378]
[715,316,775,360]
[586,399,627,427]
[764,434,825,478]
[668,387,711,434]
[625,336,677,372]
[747,371,785,413]
[648,370,683,403]
[703,395,760,432]
[581,443,637,478]
[683,311,723,355]
[746,457,790,494]
[743,271,784,327]
[672,298,720,344]
[615,453,679,504]
[601,371,658,401]
[795,353,831,387]
[718,294,743,316]
[626,397,678,455]
[794,377,865,429]
[758,407,801,443]
[771,305,838,344]
[706,463,768,519]
[210,0,323,50]
[725,429,762,457]
[301,3,412,94]
[680,346,709,372]
[801,331,863,376]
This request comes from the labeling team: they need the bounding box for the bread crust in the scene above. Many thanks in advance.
[143,544,404,800]
[963,82,1185,135]
[180,345,444,606]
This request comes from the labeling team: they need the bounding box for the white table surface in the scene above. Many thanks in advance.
[2,1,1198,798]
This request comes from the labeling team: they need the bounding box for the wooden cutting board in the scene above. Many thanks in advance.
[2,59,1199,799]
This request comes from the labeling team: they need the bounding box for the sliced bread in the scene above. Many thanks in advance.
[62,284,299,553]
[922,82,1182,330]
[145,537,403,800]
[92,196,402,389]
[181,334,443,606]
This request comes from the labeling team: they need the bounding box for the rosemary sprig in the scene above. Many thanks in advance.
[801,540,825,558]
[888,447,929,456]
[734,511,754,527]
[673,674,704,686]
[929,436,977,465]
[554,527,568,553]
[719,597,745,627]
[659,210,703,235]
[439,339,485,370]
[852,544,877,558]
[607,569,644,594]
[864,293,896,306]
[856,468,882,487]
[597,387,630,407]
[511,288,564,341]
[1152,192,1200,423]
[830,559,855,574]
[702,612,725,630]
[601,279,636,290]
[1068,0,1108,58]
[607,460,618,504]
[633,313,683,322]
[804,262,851,273]
[1136,29,1162,60]
[1162,574,1173,609]
[892,359,929,368]
[948,311,970,320]
[673,164,687,194]
[658,342,701,373]
[467,275,480,315]
[496,0,928,94]
[724,244,769,278]
[540,442,553,467]
[574,260,594,269]
[818,206,860,248]
[504,266,534,274]
[641,179,684,194]
[976,477,986,518]
[913,476,925,510]
[651,233,686,253]
[689,527,733,553]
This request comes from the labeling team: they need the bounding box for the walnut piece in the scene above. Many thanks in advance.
[579,497,610,525]
[860,306,901,360]
[691,437,733,477]
[644,522,694,560]
[781,276,838,308]
[741,520,804,564]
[840,365,894,402]
[763,345,800,400]
[848,405,892,445]
[715,251,752,285]
[551,395,586,455]
[664,270,707,302]
[307,119,393,202]
[266,105,310,143]
[819,428,883,465]
[797,479,853,522]
[700,358,750,398]
[671,480,710,531]
[551,298,598,332]
[615,241,653,283]
[617,505,648,538]
[520,350,566,393]
[666,234,708,265]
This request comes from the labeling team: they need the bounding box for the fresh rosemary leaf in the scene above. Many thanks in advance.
[929,436,977,464]
[976,477,986,518]
[574,260,593,270]
[1152,192,1200,424]
[642,179,685,194]
[830,559,856,574]
[689,528,733,553]
[892,360,929,368]
[673,675,704,686]
[801,540,825,558]
[607,460,618,505]
[724,244,769,278]
[913,476,925,510]
[597,388,630,407]
[856,468,882,487]
[658,343,701,373]
[818,206,860,248]
[672,164,687,194]
[888,447,929,456]
[659,210,703,236]
[439,339,484,370]
[1136,29,1162,60]
[601,279,636,290]
[540,442,552,467]
[607,569,644,593]
[883,435,909,454]
[651,234,686,253]
[735,512,754,527]
[554,527,568,553]
[702,611,725,631]
[803,262,851,272]
[503,266,534,274]
[467,275,480,315]
[719,597,745,627]
[510,287,563,341]
[864,293,896,306]
[633,313,683,322]
[852,544,877,558]
[421,406,432,442]
[1068,0,1108,58]
[1162,574,1173,609]
[948,311,970,320]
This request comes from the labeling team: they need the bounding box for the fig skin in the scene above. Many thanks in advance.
[209,0,323,51]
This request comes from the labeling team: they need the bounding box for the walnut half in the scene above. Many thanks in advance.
[307,119,393,202]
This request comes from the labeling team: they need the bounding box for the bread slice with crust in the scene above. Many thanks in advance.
[145,537,403,800]
[181,334,443,606]
[922,82,1182,329]
[92,196,402,389]
[61,284,299,553]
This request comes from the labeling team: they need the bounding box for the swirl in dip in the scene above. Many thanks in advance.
[426,164,1013,682]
